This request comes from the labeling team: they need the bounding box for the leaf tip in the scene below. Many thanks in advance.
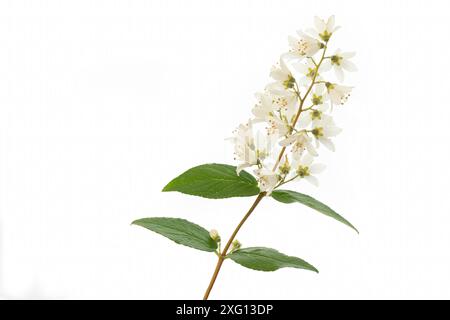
[348,224,359,234]
[304,262,319,273]
[131,218,145,227]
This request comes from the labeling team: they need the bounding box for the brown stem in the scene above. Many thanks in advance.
[202,192,265,300]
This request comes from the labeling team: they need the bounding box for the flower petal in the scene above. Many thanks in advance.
[327,15,335,31]
[324,125,342,137]
[314,16,326,32]
[302,153,314,166]
[334,66,344,82]
[306,143,318,157]
[342,60,358,72]
[320,137,335,151]
[317,103,330,112]
[279,134,297,146]
[341,51,356,59]
[305,28,319,38]
[305,175,319,187]
[310,163,326,174]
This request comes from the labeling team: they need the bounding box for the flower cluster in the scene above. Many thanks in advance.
[231,16,356,195]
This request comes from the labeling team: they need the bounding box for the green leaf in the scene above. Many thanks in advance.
[271,189,358,233]
[228,247,318,273]
[132,217,217,252]
[162,163,260,199]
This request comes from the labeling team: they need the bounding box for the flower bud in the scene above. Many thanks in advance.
[209,229,221,242]
[231,239,241,251]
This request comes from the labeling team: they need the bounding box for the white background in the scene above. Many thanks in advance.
[1,0,450,300]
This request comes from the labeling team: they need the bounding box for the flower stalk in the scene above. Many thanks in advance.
[203,40,330,299]
[133,15,358,300]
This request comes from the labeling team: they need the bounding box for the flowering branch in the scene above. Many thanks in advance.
[132,16,358,300]
[202,38,330,300]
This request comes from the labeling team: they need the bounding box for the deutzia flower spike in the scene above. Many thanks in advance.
[133,16,358,300]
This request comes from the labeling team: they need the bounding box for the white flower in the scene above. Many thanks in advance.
[307,15,340,42]
[310,117,342,151]
[297,83,330,128]
[309,83,328,107]
[251,92,295,137]
[292,59,320,86]
[269,57,296,90]
[325,82,352,107]
[267,117,290,137]
[297,104,330,129]
[279,131,317,159]
[254,168,279,195]
[287,31,322,59]
[264,88,298,116]
[292,153,326,187]
[322,49,357,81]
[231,121,272,174]
[252,93,277,122]
[253,89,298,117]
